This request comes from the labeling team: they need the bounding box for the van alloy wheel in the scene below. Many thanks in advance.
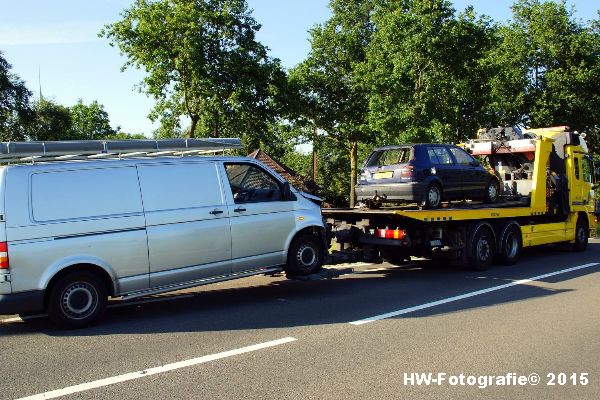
[60,281,99,320]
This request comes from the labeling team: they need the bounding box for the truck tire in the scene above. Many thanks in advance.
[46,271,107,328]
[467,225,495,271]
[572,215,589,252]
[286,234,324,276]
[420,183,442,209]
[496,222,522,265]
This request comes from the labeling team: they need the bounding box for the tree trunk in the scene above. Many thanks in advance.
[189,115,198,138]
[312,126,318,182]
[349,141,358,208]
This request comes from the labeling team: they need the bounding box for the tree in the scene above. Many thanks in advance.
[29,99,73,141]
[488,0,600,150]
[291,0,375,207]
[70,99,117,140]
[101,0,286,143]
[0,51,34,141]
[363,0,495,145]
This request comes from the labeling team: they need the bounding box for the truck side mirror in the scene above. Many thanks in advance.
[595,166,600,183]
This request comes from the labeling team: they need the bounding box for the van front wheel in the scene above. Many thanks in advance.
[286,234,323,276]
[47,271,107,328]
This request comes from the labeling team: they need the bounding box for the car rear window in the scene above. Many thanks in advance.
[366,148,412,167]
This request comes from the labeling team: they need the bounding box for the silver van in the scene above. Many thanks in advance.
[0,139,326,327]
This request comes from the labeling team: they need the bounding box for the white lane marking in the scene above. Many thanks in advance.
[16,337,297,400]
[0,294,197,323]
[350,262,600,325]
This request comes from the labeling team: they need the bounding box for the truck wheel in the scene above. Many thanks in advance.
[467,226,495,271]
[484,179,500,203]
[420,183,442,209]
[286,234,323,276]
[46,271,107,328]
[496,222,521,265]
[572,216,589,252]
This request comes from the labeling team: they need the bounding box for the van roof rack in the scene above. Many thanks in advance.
[0,138,242,164]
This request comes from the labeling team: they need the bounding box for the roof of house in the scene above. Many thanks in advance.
[248,149,319,194]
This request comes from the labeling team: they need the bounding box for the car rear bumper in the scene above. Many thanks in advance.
[0,290,45,315]
[356,181,426,202]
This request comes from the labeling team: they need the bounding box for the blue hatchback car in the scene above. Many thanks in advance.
[356,144,500,208]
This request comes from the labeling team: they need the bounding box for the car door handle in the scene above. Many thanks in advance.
[234,207,247,213]
[210,209,224,215]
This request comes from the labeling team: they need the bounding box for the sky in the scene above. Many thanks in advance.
[1,0,598,137]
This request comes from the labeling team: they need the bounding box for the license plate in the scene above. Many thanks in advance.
[373,171,393,179]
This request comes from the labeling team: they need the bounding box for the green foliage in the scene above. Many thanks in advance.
[0,52,34,141]
[364,0,496,144]
[290,0,375,206]
[70,99,117,139]
[488,0,600,150]
[29,99,73,141]
[101,0,287,146]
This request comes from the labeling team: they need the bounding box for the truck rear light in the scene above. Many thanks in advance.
[376,228,406,240]
[0,242,8,270]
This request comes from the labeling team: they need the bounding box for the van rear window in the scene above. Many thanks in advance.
[31,167,143,222]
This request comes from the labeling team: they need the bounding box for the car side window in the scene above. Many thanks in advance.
[428,147,453,165]
[449,147,475,166]
[225,163,282,203]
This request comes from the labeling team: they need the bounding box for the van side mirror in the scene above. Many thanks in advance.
[282,182,292,201]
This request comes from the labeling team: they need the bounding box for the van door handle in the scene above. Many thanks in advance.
[210,209,224,215]
[234,207,247,213]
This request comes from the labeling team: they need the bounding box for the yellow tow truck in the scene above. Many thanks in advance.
[322,126,599,270]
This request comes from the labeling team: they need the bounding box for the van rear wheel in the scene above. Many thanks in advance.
[47,271,107,329]
[286,234,323,276]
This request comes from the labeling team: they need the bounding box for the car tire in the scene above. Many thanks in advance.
[420,183,442,209]
[286,234,324,276]
[466,225,495,271]
[484,179,500,203]
[572,215,589,252]
[496,222,521,265]
[46,271,107,329]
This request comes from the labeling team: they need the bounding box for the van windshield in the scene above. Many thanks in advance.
[366,148,412,167]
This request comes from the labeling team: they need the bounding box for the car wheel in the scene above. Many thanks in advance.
[496,222,521,265]
[484,179,500,203]
[572,215,589,252]
[46,271,107,329]
[286,234,324,276]
[420,183,442,209]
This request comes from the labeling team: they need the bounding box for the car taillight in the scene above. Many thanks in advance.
[400,165,415,178]
[0,242,8,270]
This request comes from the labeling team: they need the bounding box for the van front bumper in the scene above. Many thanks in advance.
[0,290,45,315]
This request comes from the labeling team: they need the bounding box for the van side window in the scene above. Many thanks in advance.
[225,163,281,203]
[31,167,143,222]
[137,163,223,211]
